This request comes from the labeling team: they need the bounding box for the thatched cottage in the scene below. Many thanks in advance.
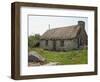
[40,21,87,51]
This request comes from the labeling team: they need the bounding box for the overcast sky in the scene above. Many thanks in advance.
[28,15,88,36]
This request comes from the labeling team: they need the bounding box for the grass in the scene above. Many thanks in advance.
[29,48,88,65]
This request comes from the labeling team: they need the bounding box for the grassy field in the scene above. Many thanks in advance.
[29,48,88,65]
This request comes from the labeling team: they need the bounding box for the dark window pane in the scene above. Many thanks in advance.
[60,40,64,46]
[46,40,48,46]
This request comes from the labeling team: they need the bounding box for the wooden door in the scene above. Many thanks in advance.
[53,40,56,50]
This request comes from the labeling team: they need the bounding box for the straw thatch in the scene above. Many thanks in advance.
[40,25,81,40]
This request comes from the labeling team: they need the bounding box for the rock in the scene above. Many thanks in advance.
[28,51,45,63]
[44,62,59,66]
[28,62,41,66]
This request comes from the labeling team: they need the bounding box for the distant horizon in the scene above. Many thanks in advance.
[28,15,88,36]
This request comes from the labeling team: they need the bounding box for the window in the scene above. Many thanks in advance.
[45,40,48,46]
[60,40,64,47]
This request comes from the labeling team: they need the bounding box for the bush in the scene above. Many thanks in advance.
[28,34,40,48]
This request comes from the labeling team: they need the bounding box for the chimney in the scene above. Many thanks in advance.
[78,21,85,29]
[48,24,50,30]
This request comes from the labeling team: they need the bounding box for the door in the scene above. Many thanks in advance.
[53,40,56,50]
[78,38,82,48]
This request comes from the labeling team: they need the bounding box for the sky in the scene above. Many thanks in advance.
[28,15,88,36]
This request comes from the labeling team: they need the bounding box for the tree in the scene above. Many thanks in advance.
[28,34,40,48]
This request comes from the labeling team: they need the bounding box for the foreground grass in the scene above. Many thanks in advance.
[29,48,88,65]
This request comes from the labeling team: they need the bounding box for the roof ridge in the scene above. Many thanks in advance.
[49,24,78,31]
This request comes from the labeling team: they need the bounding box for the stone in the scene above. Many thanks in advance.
[28,51,45,63]
[44,62,59,66]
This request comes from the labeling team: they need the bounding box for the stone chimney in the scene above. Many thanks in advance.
[78,21,85,29]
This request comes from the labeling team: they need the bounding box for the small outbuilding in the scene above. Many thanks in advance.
[40,21,87,51]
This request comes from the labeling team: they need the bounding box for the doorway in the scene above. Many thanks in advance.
[53,40,56,50]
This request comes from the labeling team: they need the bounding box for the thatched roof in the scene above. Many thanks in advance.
[40,25,81,40]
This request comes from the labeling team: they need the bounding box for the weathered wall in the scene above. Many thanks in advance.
[64,39,78,50]
[40,39,78,51]
[48,40,53,50]
[40,40,53,50]
[56,39,78,51]
[76,28,87,48]
[40,40,46,49]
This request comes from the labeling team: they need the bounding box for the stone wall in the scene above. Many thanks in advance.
[40,40,53,50]
[40,39,78,51]
[56,39,78,51]
[40,40,46,49]
[48,40,53,50]
[64,39,78,50]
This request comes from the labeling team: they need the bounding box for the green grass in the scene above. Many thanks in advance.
[29,48,88,65]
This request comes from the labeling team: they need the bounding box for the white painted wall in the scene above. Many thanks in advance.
[0,0,100,82]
